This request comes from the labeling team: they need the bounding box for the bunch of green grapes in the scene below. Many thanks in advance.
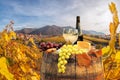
[57,44,88,73]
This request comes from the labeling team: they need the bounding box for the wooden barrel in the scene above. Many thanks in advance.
[40,52,104,80]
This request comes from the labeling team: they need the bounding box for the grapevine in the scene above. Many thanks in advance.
[102,2,120,80]
[0,21,42,80]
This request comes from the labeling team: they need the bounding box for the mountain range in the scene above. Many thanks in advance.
[15,25,104,35]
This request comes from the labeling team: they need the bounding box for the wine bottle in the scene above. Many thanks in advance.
[74,16,83,44]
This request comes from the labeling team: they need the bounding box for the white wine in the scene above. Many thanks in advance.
[63,27,78,44]
[63,33,78,44]
[63,34,70,42]
[69,35,78,44]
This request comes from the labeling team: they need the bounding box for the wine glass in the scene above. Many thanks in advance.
[63,27,78,44]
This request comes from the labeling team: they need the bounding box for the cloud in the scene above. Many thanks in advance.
[0,0,120,34]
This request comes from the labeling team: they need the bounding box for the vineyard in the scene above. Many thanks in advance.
[0,21,42,80]
[0,1,120,80]
[42,35,108,44]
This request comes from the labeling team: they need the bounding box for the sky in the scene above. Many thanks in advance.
[0,0,120,34]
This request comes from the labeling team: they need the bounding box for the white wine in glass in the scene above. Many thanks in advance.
[63,28,78,44]
[69,30,78,44]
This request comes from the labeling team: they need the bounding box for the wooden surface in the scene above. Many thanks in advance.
[40,53,104,80]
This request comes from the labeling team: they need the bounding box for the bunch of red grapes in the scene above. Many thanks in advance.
[39,42,63,51]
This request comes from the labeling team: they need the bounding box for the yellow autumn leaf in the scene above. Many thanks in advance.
[20,64,27,73]
[115,51,120,60]
[8,31,16,39]
[17,53,22,60]
[102,46,112,59]
[20,64,31,73]
[109,22,115,35]
[113,14,119,27]
[21,77,26,80]
[31,76,38,80]
[0,57,14,80]
[31,72,40,80]
[29,37,37,48]
[29,38,34,44]
[109,2,116,13]
[3,33,10,42]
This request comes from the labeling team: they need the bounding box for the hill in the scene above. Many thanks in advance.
[30,25,62,35]
[15,25,105,35]
[82,30,104,35]
[15,28,37,34]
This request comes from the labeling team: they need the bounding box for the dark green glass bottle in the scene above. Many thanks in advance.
[74,16,83,44]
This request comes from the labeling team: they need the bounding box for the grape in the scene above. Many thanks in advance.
[57,63,61,68]
[39,42,63,51]
[59,60,64,64]
[53,43,59,49]
[46,45,49,48]
[59,52,62,55]
[65,55,69,59]
[40,42,46,47]
[57,44,88,73]
[63,60,67,64]
[49,43,54,48]
[61,65,65,68]
[61,56,65,59]
[58,58,62,61]
[58,69,62,73]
